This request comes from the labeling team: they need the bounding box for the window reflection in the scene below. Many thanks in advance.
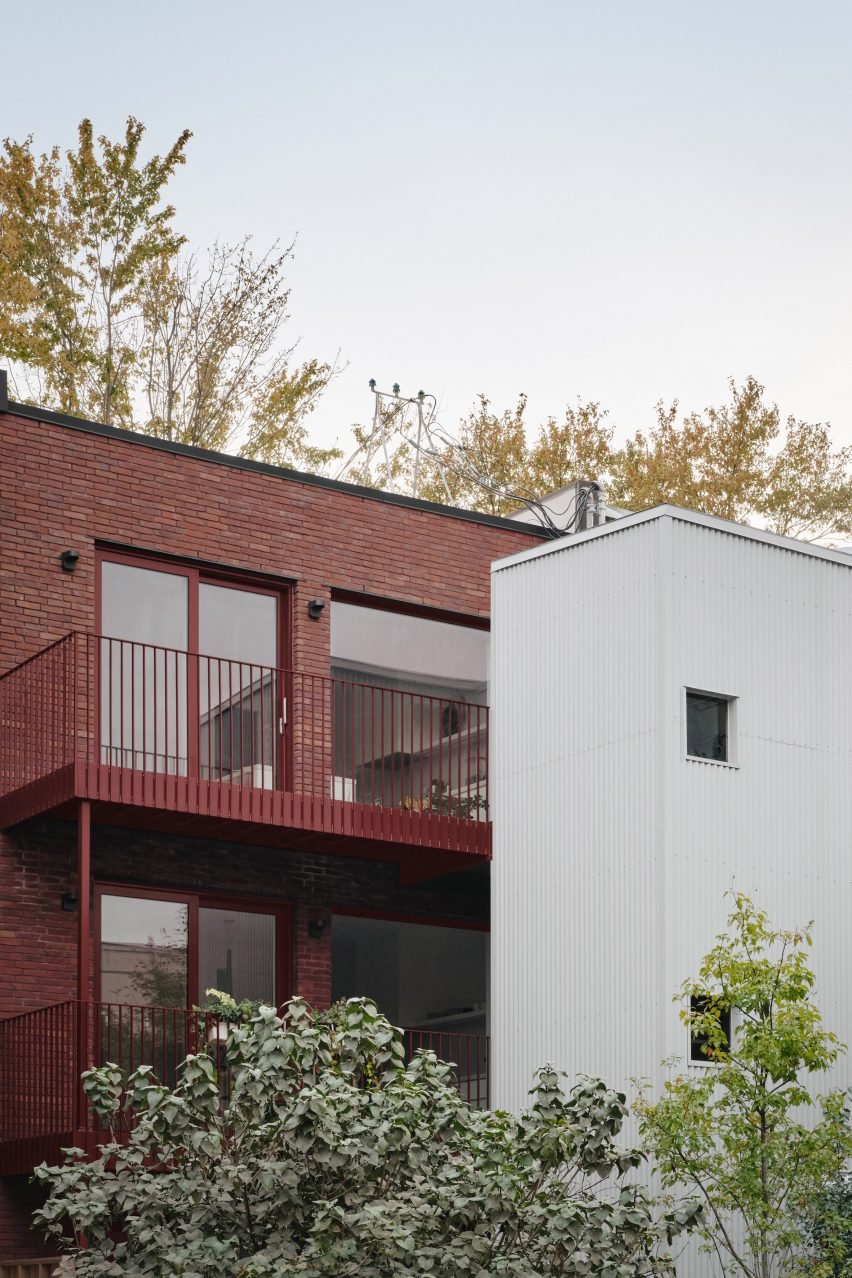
[199,908,276,1006]
[330,605,489,815]
[100,894,188,1008]
[100,563,189,774]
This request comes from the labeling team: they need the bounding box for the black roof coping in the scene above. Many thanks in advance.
[3,393,550,537]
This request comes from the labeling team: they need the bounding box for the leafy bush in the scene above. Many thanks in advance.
[36,998,700,1277]
[802,1176,852,1278]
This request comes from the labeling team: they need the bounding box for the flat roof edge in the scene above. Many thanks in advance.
[491,504,852,572]
[3,399,550,538]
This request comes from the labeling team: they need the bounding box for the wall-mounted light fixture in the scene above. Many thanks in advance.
[307,598,326,621]
[61,892,78,913]
[59,549,80,573]
[308,918,326,939]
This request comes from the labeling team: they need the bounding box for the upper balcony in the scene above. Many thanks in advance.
[0,634,490,878]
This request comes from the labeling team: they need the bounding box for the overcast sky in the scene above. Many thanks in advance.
[4,1,852,454]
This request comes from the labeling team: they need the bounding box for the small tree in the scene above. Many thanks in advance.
[36,998,700,1277]
[636,894,852,1278]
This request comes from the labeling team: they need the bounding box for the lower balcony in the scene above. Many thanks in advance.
[0,633,490,879]
[0,1001,489,1174]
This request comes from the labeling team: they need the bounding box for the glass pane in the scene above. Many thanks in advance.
[686,692,728,761]
[102,562,188,648]
[199,586,278,788]
[100,563,189,774]
[100,894,188,1008]
[331,605,489,814]
[331,604,488,690]
[199,585,277,665]
[331,916,487,1034]
[99,894,189,1087]
[199,907,276,1006]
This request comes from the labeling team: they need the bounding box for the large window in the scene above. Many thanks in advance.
[330,603,489,813]
[331,914,488,1035]
[331,604,489,697]
[97,886,289,1088]
[97,886,289,1009]
[99,553,284,786]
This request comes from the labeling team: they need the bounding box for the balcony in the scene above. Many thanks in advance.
[0,1000,489,1174]
[0,633,490,876]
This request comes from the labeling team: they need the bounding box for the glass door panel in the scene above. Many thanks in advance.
[99,893,190,1085]
[100,894,189,1006]
[100,562,189,774]
[198,907,276,1005]
[198,584,279,789]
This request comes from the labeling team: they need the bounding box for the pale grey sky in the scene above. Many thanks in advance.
[4,1,852,452]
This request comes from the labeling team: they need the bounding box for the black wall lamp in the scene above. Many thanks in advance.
[308,918,327,939]
[307,598,326,620]
[59,549,80,573]
[61,892,78,912]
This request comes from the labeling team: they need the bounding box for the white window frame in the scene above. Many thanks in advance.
[683,687,738,768]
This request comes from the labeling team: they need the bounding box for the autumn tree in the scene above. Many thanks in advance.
[526,400,615,497]
[0,117,190,424]
[0,117,340,468]
[385,393,532,514]
[415,378,852,544]
[139,239,340,464]
[607,377,852,540]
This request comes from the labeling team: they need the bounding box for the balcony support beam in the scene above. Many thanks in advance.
[75,800,91,1133]
[76,800,91,1005]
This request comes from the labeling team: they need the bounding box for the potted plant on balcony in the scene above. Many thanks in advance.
[198,988,263,1045]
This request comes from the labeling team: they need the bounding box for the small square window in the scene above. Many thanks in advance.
[686,690,731,762]
[689,995,731,1064]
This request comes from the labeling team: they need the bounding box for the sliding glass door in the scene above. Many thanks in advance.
[198,583,279,788]
[100,560,190,774]
[99,553,285,787]
[97,887,289,1085]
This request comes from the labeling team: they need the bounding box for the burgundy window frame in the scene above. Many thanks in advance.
[94,881,293,1010]
[330,587,490,632]
[331,905,488,932]
[96,548,292,787]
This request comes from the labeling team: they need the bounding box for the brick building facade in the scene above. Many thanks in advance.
[0,386,543,1259]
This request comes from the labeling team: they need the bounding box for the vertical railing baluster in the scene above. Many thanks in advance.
[254,663,260,785]
[141,640,147,772]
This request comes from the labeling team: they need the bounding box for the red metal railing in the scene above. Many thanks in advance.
[0,1001,77,1145]
[0,1002,490,1163]
[403,1028,490,1109]
[0,636,78,795]
[0,633,489,825]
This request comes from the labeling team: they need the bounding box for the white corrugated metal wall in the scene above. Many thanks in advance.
[492,511,852,1115]
[491,516,668,1112]
[664,520,852,1076]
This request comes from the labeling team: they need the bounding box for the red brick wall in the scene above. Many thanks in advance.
[0,816,488,1257]
[0,409,524,1260]
[0,818,488,1019]
[0,410,542,675]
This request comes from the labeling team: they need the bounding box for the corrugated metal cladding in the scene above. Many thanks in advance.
[491,514,852,1121]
